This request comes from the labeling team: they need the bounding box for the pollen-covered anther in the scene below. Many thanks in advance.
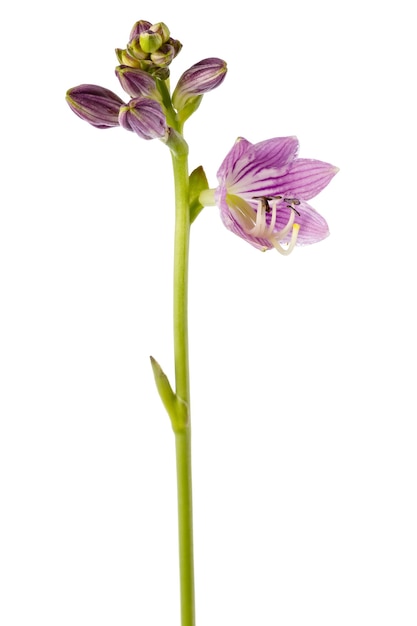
[284,197,301,216]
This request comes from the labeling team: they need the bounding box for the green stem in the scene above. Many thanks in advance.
[175,429,195,626]
[171,148,195,626]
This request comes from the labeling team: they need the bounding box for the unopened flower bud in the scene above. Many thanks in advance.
[127,36,149,61]
[66,84,125,128]
[116,47,142,68]
[149,22,170,44]
[115,65,161,100]
[169,38,183,58]
[129,20,152,40]
[119,97,167,140]
[172,58,227,111]
[139,29,163,54]
[151,43,175,68]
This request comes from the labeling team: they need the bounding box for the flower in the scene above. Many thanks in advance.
[66,85,125,128]
[200,136,338,255]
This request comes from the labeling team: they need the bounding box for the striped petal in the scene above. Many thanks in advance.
[272,201,330,245]
[221,136,299,194]
[264,158,339,200]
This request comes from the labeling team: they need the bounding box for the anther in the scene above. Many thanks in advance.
[252,196,272,212]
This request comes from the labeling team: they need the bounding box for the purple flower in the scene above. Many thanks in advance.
[119,97,167,140]
[66,85,125,128]
[200,136,338,255]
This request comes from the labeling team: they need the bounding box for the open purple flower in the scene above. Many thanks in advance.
[200,136,338,255]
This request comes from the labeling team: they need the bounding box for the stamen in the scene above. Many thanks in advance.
[270,200,295,240]
[248,198,267,236]
[270,223,300,256]
[266,199,277,237]
[247,195,301,254]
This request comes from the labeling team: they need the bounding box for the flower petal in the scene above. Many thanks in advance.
[216,137,252,185]
[276,201,330,245]
[226,136,299,194]
[217,192,268,250]
[265,158,339,200]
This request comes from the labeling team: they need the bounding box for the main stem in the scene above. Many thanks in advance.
[171,150,195,626]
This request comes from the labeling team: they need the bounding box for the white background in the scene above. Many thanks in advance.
[1,0,416,624]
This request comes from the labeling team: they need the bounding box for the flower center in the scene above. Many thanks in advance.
[248,196,301,255]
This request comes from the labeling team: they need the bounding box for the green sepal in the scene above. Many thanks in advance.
[189,166,209,223]
[150,356,189,432]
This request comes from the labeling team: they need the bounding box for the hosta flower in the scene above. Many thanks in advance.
[200,136,338,255]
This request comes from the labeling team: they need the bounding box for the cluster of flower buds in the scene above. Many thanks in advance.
[116,20,182,80]
[66,19,227,142]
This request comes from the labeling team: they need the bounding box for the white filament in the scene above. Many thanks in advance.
[247,197,300,255]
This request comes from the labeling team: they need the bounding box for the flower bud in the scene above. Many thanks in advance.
[115,65,161,100]
[66,84,125,128]
[115,47,142,68]
[149,22,170,44]
[169,38,183,58]
[119,97,167,140]
[129,20,152,40]
[172,58,227,111]
[151,43,175,68]
[139,29,163,54]
[127,36,150,61]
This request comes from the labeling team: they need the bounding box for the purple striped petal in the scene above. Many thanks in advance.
[223,136,299,194]
[264,158,339,200]
[274,201,330,245]
[217,136,252,184]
